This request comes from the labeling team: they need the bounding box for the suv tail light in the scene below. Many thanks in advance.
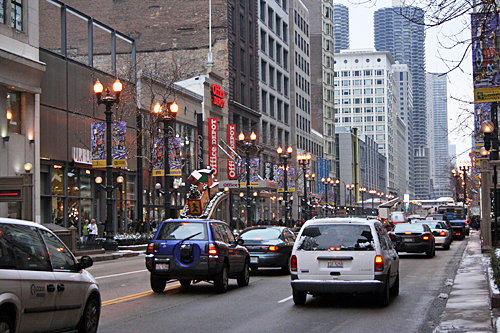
[147,242,159,254]
[291,255,297,272]
[206,243,217,255]
[374,255,384,272]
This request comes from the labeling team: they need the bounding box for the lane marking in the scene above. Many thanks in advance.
[278,295,293,303]
[102,283,180,306]
[95,269,148,280]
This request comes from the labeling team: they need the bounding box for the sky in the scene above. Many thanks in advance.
[333,0,474,162]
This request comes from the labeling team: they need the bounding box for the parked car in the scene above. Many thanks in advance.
[237,226,295,273]
[290,217,400,306]
[414,220,452,250]
[145,219,250,293]
[389,222,436,257]
[0,218,100,333]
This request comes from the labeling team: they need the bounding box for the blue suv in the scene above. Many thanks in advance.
[145,219,250,293]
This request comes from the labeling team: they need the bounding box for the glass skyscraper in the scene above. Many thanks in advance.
[333,3,349,53]
[374,6,429,199]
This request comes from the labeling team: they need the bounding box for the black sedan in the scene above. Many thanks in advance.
[237,226,296,274]
[389,222,436,258]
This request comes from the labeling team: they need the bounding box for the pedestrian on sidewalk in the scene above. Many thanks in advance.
[82,220,89,241]
[88,219,98,242]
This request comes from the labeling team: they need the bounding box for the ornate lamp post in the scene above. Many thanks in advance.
[321,177,331,216]
[377,192,384,206]
[369,189,377,213]
[359,187,366,215]
[481,116,498,246]
[305,173,315,220]
[297,153,311,221]
[458,161,471,204]
[277,145,293,227]
[240,132,257,227]
[346,184,354,216]
[93,79,123,250]
[153,100,179,220]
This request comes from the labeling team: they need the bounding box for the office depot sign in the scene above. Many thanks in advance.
[208,118,219,177]
[211,84,225,108]
[227,124,236,179]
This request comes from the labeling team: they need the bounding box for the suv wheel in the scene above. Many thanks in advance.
[377,278,390,307]
[0,312,13,333]
[293,289,307,305]
[389,270,399,297]
[214,263,229,293]
[237,260,250,287]
[150,275,167,293]
[179,279,191,286]
[77,296,100,333]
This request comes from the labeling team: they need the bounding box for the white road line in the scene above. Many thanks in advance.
[278,295,293,303]
[95,269,148,280]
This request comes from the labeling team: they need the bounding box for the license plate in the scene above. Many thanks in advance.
[403,238,414,242]
[327,260,343,268]
[156,263,169,270]
[250,257,259,264]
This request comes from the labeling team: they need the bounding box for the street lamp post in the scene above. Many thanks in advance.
[458,161,471,204]
[93,79,123,250]
[369,190,377,212]
[305,173,315,220]
[359,187,366,216]
[378,192,384,206]
[297,153,311,221]
[321,177,331,216]
[481,115,498,246]
[346,184,354,216]
[240,132,257,227]
[153,100,179,220]
[277,146,293,227]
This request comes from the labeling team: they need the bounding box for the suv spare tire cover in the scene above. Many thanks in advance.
[173,242,203,267]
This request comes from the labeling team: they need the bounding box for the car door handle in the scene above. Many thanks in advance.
[57,284,65,292]
[47,284,56,292]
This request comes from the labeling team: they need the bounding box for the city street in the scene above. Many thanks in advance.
[87,238,468,333]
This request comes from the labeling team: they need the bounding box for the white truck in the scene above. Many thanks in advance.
[377,197,404,226]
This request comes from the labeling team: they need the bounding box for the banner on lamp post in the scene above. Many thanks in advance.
[208,118,219,177]
[112,121,127,168]
[168,137,182,176]
[227,124,237,179]
[152,137,164,177]
[91,122,106,168]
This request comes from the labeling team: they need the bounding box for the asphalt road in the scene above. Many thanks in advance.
[87,238,467,333]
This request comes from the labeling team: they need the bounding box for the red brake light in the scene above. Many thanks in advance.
[147,242,155,254]
[374,255,384,272]
[291,255,297,272]
[268,245,278,251]
[405,232,412,235]
[422,235,430,240]
[207,243,217,255]
[439,231,446,236]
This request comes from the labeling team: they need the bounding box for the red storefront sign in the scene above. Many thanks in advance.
[211,84,225,108]
[227,124,236,179]
[208,118,219,177]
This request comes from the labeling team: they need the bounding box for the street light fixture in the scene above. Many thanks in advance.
[359,187,366,216]
[277,145,293,227]
[240,132,257,227]
[321,177,331,216]
[93,78,123,250]
[346,184,354,216]
[369,189,377,213]
[297,153,311,221]
[305,173,316,220]
[458,161,471,204]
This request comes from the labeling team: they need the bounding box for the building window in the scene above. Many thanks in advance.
[261,60,267,82]
[283,23,288,43]
[240,14,245,37]
[268,7,274,29]
[283,50,288,70]
[240,48,245,72]
[260,0,265,21]
[262,90,267,113]
[269,66,275,88]
[270,95,275,117]
[260,30,266,52]
[268,37,274,59]
[0,0,4,24]
[277,99,283,121]
[284,103,289,124]
[284,77,289,96]
[7,90,21,134]
[11,0,22,31]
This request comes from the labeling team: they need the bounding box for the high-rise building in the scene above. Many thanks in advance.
[302,0,335,180]
[374,5,429,199]
[333,3,349,53]
[427,72,451,198]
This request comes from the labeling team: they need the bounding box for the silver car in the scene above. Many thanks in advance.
[0,218,100,333]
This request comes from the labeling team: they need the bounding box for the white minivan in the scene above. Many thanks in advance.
[290,217,399,306]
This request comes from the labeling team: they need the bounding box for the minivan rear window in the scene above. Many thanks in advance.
[297,224,375,251]
[156,222,208,241]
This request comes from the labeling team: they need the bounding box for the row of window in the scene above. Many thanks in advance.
[260,30,289,71]
[261,121,290,148]
[0,0,23,31]
[337,88,385,96]
[294,30,309,56]
[334,120,387,133]
[336,69,385,77]
[295,72,309,95]
[261,60,289,96]
[336,97,386,105]
[323,22,335,39]
[336,58,383,64]
[336,115,386,122]
[260,1,289,43]
[296,114,310,133]
[295,51,309,75]
[296,93,310,114]
[297,134,322,156]
[335,79,385,86]
[336,106,386,113]
[294,10,309,37]
[261,89,290,124]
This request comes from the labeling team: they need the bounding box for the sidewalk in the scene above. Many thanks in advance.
[75,244,146,262]
[434,230,497,333]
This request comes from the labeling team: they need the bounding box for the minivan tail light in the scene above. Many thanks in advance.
[206,243,217,255]
[374,255,384,272]
[291,255,297,272]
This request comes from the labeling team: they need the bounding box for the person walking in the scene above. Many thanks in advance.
[88,219,98,242]
[82,220,89,241]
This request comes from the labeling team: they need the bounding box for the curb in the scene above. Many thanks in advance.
[91,252,141,262]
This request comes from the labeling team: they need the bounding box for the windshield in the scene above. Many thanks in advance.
[393,223,426,232]
[297,224,375,251]
[156,222,208,241]
[239,228,282,241]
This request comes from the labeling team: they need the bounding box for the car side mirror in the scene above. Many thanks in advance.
[78,255,93,269]
[237,238,244,245]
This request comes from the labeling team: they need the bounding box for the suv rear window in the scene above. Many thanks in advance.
[297,224,375,251]
[156,222,208,241]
